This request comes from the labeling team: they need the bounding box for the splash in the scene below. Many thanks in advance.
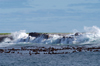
[1,26,100,47]
[11,30,28,43]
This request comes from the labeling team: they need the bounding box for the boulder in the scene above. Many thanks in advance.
[63,36,66,39]
[29,32,49,39]
[42,34,49,39]
[75,32,79,36]
[0,49,4,53]
[75,32,82,36]
[0,35,13,42]
[29,32,41,37]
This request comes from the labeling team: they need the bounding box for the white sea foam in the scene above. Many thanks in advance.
[1,26,100,47]
[11,30,28,43]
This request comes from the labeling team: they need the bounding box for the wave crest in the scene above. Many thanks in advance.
[1,26,100,47]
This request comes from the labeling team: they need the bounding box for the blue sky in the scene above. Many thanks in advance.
[0,0,100,33]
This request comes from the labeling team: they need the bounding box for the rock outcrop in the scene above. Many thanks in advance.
[0,35,13,42]
[29,32,41,37]
[29,32,49,39]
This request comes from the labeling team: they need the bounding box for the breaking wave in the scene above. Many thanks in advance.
[1,26,100,47]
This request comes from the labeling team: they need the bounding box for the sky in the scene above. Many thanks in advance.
[0,0,100,33]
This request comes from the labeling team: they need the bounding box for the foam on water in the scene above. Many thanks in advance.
[1,26,100,47]
[11,30,28,43]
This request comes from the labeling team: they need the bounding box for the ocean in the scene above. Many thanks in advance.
[0,26,100,66]
[0,51,100,66]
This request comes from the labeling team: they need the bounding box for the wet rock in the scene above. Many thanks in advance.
[72,50,77,53]
[29,51,32,55]
[35,52,40,54]
[75,32,80,36]
[0,49,4,53]
[0,35,13,42]
[68,36,73,39]
[29,32,49,39]
[5,51,10,53]
[72,47,76,50]
[17,52,19,54]
[65,52,69,54]
[11,52,15,53]
[42,34,49,39]
[8,36,13,40]
[63,36,66,39]
[76,47,82,52]
[93,50,99,52]
[65,47,72,49]
[29,32,41,37]
[42,49,47,52]
[39,49,43,52]
[96,47,100,49]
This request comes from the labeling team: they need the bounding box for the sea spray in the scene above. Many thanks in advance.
[1,26,100,47]
[11,30,28,43]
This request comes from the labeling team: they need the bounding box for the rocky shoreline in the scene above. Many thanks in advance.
[1,32,100,55]
[0,32,74,43]
[0,35,13,42]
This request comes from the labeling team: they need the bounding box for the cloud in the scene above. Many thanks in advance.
[0,0,100,24]
[0,0,27,8]
[25,0,100,9]
[68,3,100,9]
[0,8,36,14]
[0,0,100,14]
[22,0,100,14]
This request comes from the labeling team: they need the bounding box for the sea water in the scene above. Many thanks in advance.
[0,52,100,66]
[0,26,100,66]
